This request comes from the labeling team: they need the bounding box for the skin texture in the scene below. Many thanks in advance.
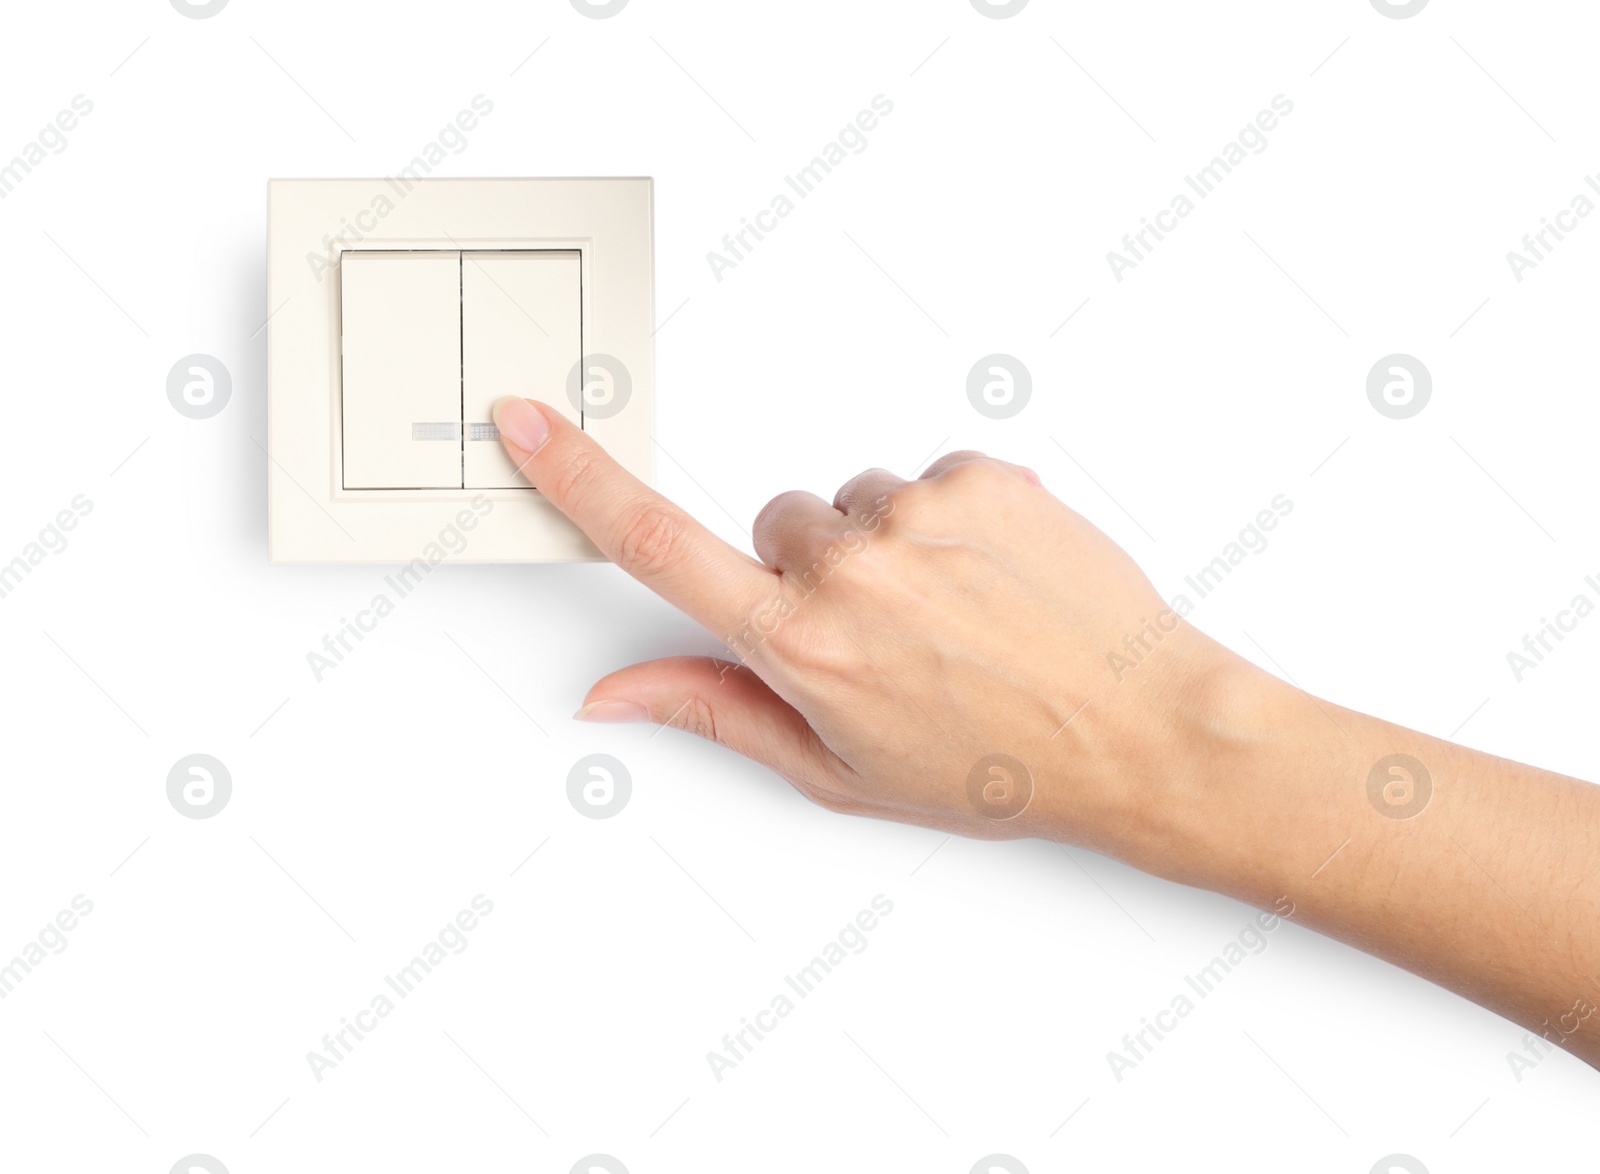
[494,395,1600,1070]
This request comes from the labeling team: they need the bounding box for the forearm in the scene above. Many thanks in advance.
[1129,658,1600,1065]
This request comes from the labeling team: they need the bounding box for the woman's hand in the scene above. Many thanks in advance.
[492,395,1245,865]
[492,395,1600,1069]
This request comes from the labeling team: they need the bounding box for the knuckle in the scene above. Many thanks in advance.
[613,498,687,578]
[921,450,988,480]
[752,490,815,560]
[544,441,604,509]
[833,468,892,512]
[878,461,1017,539]
[937,456,1012,494]
[787,527,870,586]
[668,695,720,743]
[755,489,814,530]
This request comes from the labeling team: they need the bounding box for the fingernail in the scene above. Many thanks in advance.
[493,397,551,454]
[574,700,651,723]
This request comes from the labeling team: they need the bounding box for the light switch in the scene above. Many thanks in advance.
[341,251,462,490]
[462,251,582,489]
[269,178,654,563]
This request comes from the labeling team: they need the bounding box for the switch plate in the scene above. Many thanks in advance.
[267,178,654,563]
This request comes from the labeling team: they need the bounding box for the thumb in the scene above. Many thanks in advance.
[575,656,855,809]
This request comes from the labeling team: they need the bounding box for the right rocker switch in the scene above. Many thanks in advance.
[462,250,583,489]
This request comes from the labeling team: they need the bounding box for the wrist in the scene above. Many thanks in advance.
[1095,637,1337,902]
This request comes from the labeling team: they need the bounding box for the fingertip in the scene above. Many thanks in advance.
[492,396,553,455]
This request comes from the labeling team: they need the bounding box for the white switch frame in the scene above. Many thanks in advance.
[267,178,655,564]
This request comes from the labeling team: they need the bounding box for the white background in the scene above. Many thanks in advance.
[1,1,1597,1171]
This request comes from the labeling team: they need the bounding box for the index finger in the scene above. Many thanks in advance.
[493,397,776,634]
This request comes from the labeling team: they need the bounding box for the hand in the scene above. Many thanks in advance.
[491,396,1245,864]
[493,395,1600,1070]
